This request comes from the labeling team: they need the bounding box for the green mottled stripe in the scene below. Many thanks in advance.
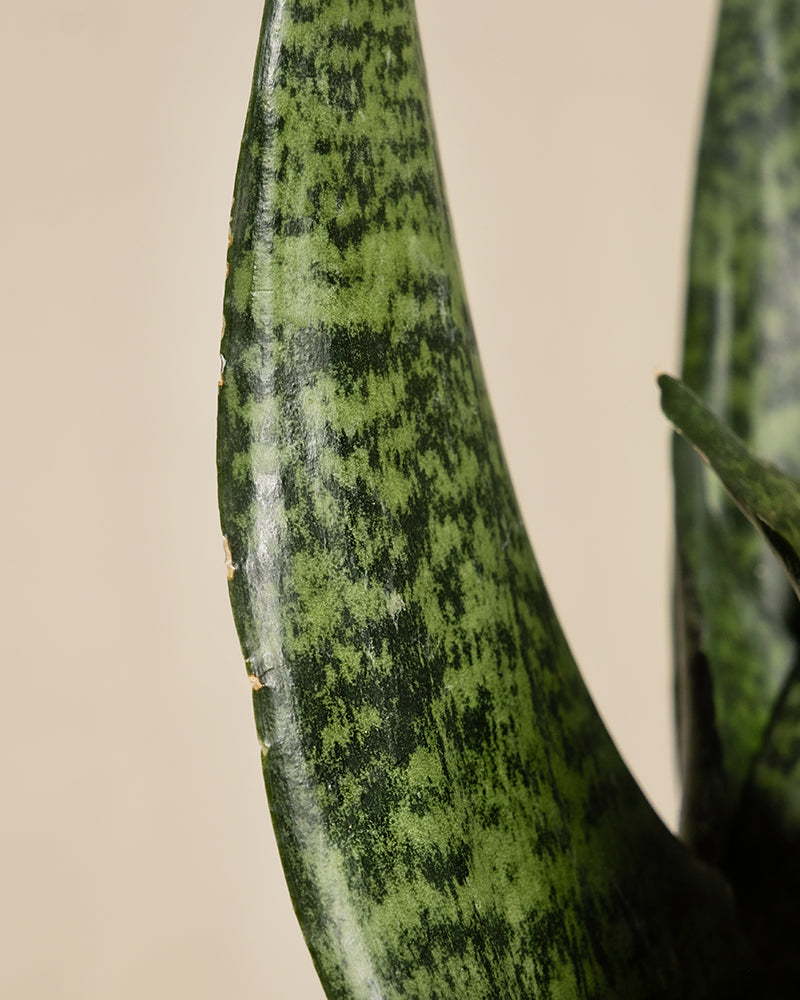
[218,1,746,997]
[674,0,800,861]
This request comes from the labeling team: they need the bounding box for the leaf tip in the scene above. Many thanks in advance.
[656,372,682,425]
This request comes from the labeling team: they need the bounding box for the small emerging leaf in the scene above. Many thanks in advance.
[660,373,800,600]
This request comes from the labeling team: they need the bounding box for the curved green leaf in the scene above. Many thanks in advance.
[673,0,800,862]
[217,2,747,996]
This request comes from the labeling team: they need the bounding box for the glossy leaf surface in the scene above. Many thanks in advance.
[217,1,747,997]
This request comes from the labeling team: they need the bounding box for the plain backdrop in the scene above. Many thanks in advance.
[1,1,719,996]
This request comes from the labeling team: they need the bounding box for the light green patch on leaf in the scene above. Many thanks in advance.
[232,250,255,315]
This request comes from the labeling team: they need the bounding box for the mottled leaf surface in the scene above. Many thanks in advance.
[217,2,747,997]
[674,0,800,861]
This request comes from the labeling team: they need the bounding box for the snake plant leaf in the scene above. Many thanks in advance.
[673,0,800,864]
[661,372,800,993]
[661,374,800,599]
[217,2,748,997]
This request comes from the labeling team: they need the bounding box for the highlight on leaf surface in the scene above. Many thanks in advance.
[216,1,751,998]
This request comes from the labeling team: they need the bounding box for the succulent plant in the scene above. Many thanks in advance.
[217,1,800,995]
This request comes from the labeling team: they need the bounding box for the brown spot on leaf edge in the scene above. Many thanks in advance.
[222,535,235,580]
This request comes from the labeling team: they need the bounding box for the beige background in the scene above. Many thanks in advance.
[2,1,718,996]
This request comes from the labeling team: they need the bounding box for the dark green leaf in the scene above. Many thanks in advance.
[673,0,800,863]
[217,2,748,997]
